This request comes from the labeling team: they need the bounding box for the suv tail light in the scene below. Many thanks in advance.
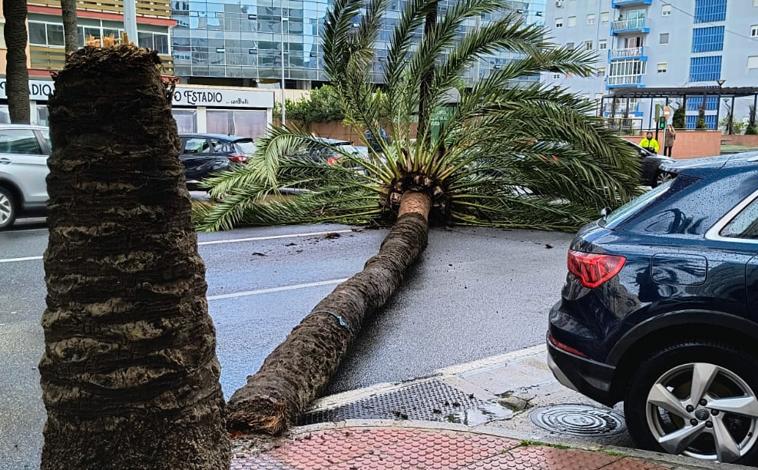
[326,156,339,165]
[567,250,626,289]
[228,153,248,163]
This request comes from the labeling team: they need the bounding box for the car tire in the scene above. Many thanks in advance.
[654,170,674,187]
[625,341,758,465]
[0,186,17,230]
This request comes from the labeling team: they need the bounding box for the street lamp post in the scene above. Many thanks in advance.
[280,16,288,125]
[123,0,138,44]
[715,79,725,131]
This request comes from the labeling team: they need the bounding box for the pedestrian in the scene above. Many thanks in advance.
[663,124,676,157]
[639,131,660,154]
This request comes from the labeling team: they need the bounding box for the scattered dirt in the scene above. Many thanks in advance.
[251,252,266,257]
[323,232,342,240]
[545,244,554,249]
[285,242,297,247]
[295,249,303,253]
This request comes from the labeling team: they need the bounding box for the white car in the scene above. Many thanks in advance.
[0,124,50,229]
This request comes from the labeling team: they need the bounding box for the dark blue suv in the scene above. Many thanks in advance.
[548,152,758,465]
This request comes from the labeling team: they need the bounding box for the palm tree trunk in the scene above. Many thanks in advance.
[60,0,79,55]
[226,191,431,434]
[3,0,30,123]
[40,46,230,470]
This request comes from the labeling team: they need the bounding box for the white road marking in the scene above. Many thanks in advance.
[0,255,43,263]
[0,229,355,263]
[207,278,348,301]
[197,229,353,246]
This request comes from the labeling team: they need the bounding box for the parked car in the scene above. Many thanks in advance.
[0,125,51,229]
[625,140,674,187]
[547,152,758,464]
[179,134,256,164]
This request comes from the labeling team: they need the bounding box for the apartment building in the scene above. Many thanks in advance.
[543,0,758,129]
[171,0,547,89]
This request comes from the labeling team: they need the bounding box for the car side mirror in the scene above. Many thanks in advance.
[600,207,609,218]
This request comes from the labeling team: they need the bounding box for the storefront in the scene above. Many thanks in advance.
[0,78,275,140]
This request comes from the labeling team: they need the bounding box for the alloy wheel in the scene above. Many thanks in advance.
[646,362,758,463]
[0,192,12,226]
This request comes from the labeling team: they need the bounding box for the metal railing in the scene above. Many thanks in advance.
[30,46,174,74]
[607,74,644,87]
[611,17,649,33]
[28,0,171,18]
[608,47,645,60]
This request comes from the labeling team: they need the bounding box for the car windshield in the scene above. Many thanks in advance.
[601,180,674,228]
[233,139,255,155]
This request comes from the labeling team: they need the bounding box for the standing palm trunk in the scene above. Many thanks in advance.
[3,0,30,123]
[40,46,230,469]
[60,0,79,55]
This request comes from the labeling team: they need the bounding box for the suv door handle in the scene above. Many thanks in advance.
[0,158,10,165]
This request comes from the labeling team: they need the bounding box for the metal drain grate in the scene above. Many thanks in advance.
[529,404,626,437]
[299,379,484,425]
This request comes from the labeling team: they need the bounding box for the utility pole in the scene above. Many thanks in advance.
[123,0,138,44]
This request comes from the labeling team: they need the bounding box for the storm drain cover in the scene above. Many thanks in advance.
[529,404,626,437]
[299,379,485,425]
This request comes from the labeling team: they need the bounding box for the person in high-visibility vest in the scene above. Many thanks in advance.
[639,131,660,154]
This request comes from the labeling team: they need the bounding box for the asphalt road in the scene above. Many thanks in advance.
[0,219,573,469]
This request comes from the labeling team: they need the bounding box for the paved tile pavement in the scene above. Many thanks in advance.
[231,427,678,470]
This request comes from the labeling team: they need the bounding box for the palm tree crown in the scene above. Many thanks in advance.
[196,0,640,232]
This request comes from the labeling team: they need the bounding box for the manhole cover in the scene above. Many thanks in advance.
[529,404,626,437]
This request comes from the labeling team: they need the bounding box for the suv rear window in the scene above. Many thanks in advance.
[601,180,674,229]
[720,196,758,240]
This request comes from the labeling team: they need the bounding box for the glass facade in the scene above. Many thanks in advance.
[689,55,722,82]
[172,0,547,85]
[694,0,727,24]
[691,26,724,53]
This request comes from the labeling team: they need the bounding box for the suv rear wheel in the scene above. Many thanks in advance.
[0,186,17,230]
[625,342,758,465]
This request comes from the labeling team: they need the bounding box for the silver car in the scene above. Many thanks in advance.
[0,124,50,229]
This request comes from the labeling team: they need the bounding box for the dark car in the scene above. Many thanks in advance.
[624,140,674,187]
[179,134,254,188]
[180,134,256,164]
[547,152,758,465]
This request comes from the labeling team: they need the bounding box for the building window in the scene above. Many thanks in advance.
[692,26,725,52]
[686,115,717,129]
[584,40,593,50]
[662,5,672,16]
[567,16,576,27]
[752,25,758,37]
[694,0,727,23]
[138,31,170,54]
[28,22,65,47]
[552,73,561,79]
[749,56,758,69]
[555,17,563,28]
[565,41,575,49]
[689,55,722,81]
[657,62,668,73]
[586,14,596,25]
[659,33,669,44]
[686,96,719,111]
[599,39,608,50]
[600,12,609,23]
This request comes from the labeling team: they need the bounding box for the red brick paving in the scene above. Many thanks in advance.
[231,426,674,469]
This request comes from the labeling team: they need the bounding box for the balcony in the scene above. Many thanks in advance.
[30,46,174,75]
[608,47,647,61]
[28,0,171,18]
[607,74,645,88]
[612,0,652,7]
[610,17,650,34]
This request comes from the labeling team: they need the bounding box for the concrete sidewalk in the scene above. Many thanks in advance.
[230,421,742,469]
[229,345,751,469]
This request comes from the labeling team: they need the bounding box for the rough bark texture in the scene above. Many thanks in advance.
[226,193,431,434]
[40,46,230,470]
[60,0,79,55]
[3,0,30,123]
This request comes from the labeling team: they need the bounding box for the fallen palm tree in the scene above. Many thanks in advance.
[200,0,641,434]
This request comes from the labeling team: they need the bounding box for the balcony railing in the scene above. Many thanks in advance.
[612,0,652,7]
[611,17,650,34]
[31,46,174,75]
[28,0,171,18]
[608,47,646,60]
[607,74,645,88]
